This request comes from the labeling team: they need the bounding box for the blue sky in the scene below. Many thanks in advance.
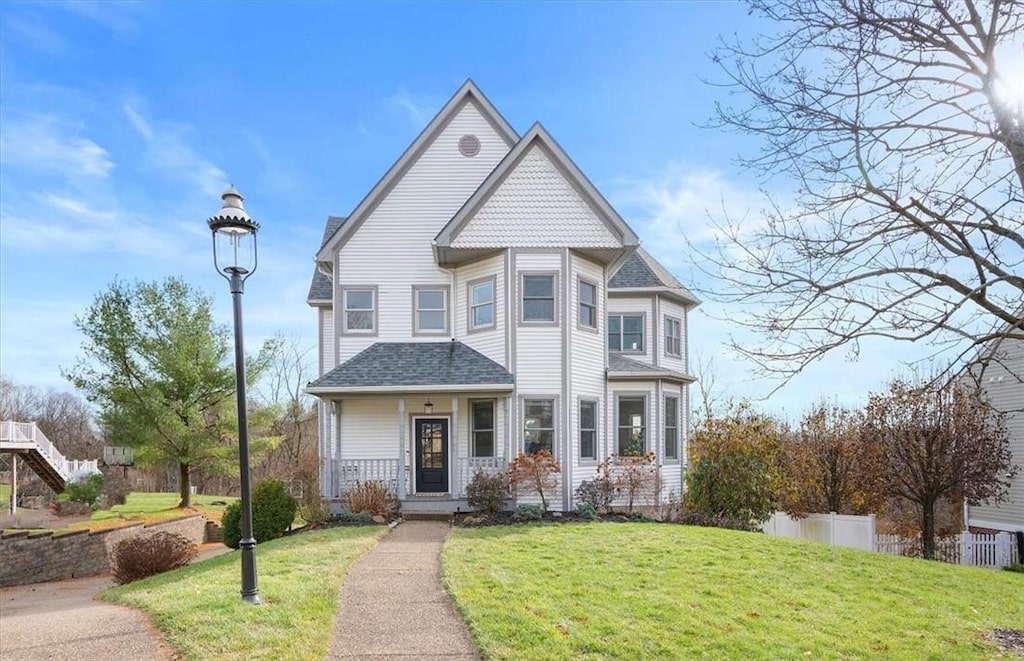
[0,1,932,417]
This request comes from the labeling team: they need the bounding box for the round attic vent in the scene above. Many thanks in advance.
[458,134,481,157]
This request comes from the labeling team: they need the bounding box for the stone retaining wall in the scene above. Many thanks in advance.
[0,514,208,587]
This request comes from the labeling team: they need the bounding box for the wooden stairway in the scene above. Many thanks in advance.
[1,421,69,493]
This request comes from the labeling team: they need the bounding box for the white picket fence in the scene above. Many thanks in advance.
[764,511,1020,568]
[876,532,1020,567]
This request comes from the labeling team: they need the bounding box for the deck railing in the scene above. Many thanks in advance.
[322,456,509,500]
[0,420,70,480]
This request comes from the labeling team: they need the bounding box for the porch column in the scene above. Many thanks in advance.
[397,399,406,498]
[451,397,459,495]
[9,454,16,516]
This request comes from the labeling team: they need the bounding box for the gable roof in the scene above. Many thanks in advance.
[315,80,518,262]
[433,123,639,266]
[607,354,695,384]
[609,248,701,306]
[307,216,348,305]
[306,341,515,394]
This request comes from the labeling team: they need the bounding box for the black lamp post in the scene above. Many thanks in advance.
[208,186,261,605]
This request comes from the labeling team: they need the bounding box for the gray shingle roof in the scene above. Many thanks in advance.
[607,354,695,382]
[308,342,514,390]
[307,216,347,303]
[609,248,700,305]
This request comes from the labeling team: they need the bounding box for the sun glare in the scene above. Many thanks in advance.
[992,42,1024,112]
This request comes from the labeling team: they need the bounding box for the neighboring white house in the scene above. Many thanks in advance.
[968,335,1024,532]
[306,80,698,513]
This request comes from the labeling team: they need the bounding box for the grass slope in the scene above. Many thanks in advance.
[103,526,385,660]
[443,523,1022,660]
[76,492,237,530]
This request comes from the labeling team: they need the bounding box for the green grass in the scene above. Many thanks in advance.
[443,523,1023,660]
[74,492,237,530]
[102,526,385,660]
[0,483,10,503]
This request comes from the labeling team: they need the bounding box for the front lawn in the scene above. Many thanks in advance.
[73,491,237,530]
[443,523,1023,659]
[102,525,385,660]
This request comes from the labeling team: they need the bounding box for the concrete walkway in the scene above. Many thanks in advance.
[328,521,479,660]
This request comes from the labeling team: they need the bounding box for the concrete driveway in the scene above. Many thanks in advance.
[0,574,175,661]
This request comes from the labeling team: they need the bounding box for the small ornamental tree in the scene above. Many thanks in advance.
[508,451,560,511]
[866,378,1017,560]
[598,453,661,514]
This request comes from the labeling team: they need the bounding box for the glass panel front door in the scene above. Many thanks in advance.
[415,418,448,493]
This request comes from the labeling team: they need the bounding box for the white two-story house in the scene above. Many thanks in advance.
[306,81,698,513]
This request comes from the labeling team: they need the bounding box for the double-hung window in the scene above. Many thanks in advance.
[523,399,555,454]
[664,317,682,357]
[522,274,556,323]
[578,280,597,329]
[617,396,646,455]
[469,278,495,331]
[343,288,376,333]
[413,286,448,335]
[471,400,495,457]
[664,395,679,460]
[608,314,644,352]
[579,400,597,460]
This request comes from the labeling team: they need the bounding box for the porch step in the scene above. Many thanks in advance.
[402,512,453,522]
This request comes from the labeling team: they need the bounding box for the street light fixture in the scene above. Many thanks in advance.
[209,186,261,605]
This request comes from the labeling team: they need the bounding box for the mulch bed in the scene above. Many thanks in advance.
[452,511,650,527]
[991,630,1024,657]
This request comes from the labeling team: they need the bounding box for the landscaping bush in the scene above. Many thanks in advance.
[574,502,598,520]
[1003,564,1024,574]
[466,469,509,515]
[343,480,398,517]
[513,503,545,522]
[508,451,560,511]
[112,531,198,584]
[298,496,332,527]
[676,509,760,532]
[331,509,375,524]
[575,476,614,514]
[222,479,298,549]
[63,472,104,508]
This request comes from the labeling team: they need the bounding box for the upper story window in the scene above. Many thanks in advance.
[664,316,682,357]
[471,400,495,457]
[343,287,377,334]
[524,398,555,454]
[664,395,679,460]
[579,399,598,460]
[522,274,556,324]
[469,277,495,332]
[608,314,644,352]
[413,286,448,335]
[617,396,646,455]
[578,279,597,329]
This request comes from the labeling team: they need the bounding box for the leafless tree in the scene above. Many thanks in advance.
[701,0,1023,387]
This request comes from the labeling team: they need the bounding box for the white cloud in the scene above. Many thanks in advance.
[0,114,115,178]
[385,88,436,127]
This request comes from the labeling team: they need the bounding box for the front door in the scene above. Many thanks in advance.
[414,418,449,493]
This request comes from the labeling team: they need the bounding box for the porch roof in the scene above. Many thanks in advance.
[607,354,696,384]
[307,341,515,394]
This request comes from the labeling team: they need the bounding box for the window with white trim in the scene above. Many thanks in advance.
[522,275,555,323]
[578,280,597,329]
[524,399,555,454]
[617,396,646,455]
[664,395,679,460]
[608,314,644,352]
[414,287,447,334]
[469,278,495,330]
[343,288,375,332]
[664,317,682,357]
[471,400,495,457]
[579,400,597,460]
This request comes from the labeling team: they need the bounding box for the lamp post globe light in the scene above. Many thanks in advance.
[208,186,261,605]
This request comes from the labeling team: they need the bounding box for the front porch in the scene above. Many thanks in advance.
[321,455,507,505]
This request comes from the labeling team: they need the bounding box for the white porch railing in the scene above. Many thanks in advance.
[0,420,70,481]
[322,456,508,500]
[321,458,400,500]
[455,457,507,498]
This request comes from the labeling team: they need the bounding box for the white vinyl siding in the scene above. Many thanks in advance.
[334,100,510,364]
[449,144,622,249]
[513,252,563,393]
[971,338,1024,531]
[454,254,505,366]
[569,254,606,495]
[336,399,399,459]
[319,307,335,373]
